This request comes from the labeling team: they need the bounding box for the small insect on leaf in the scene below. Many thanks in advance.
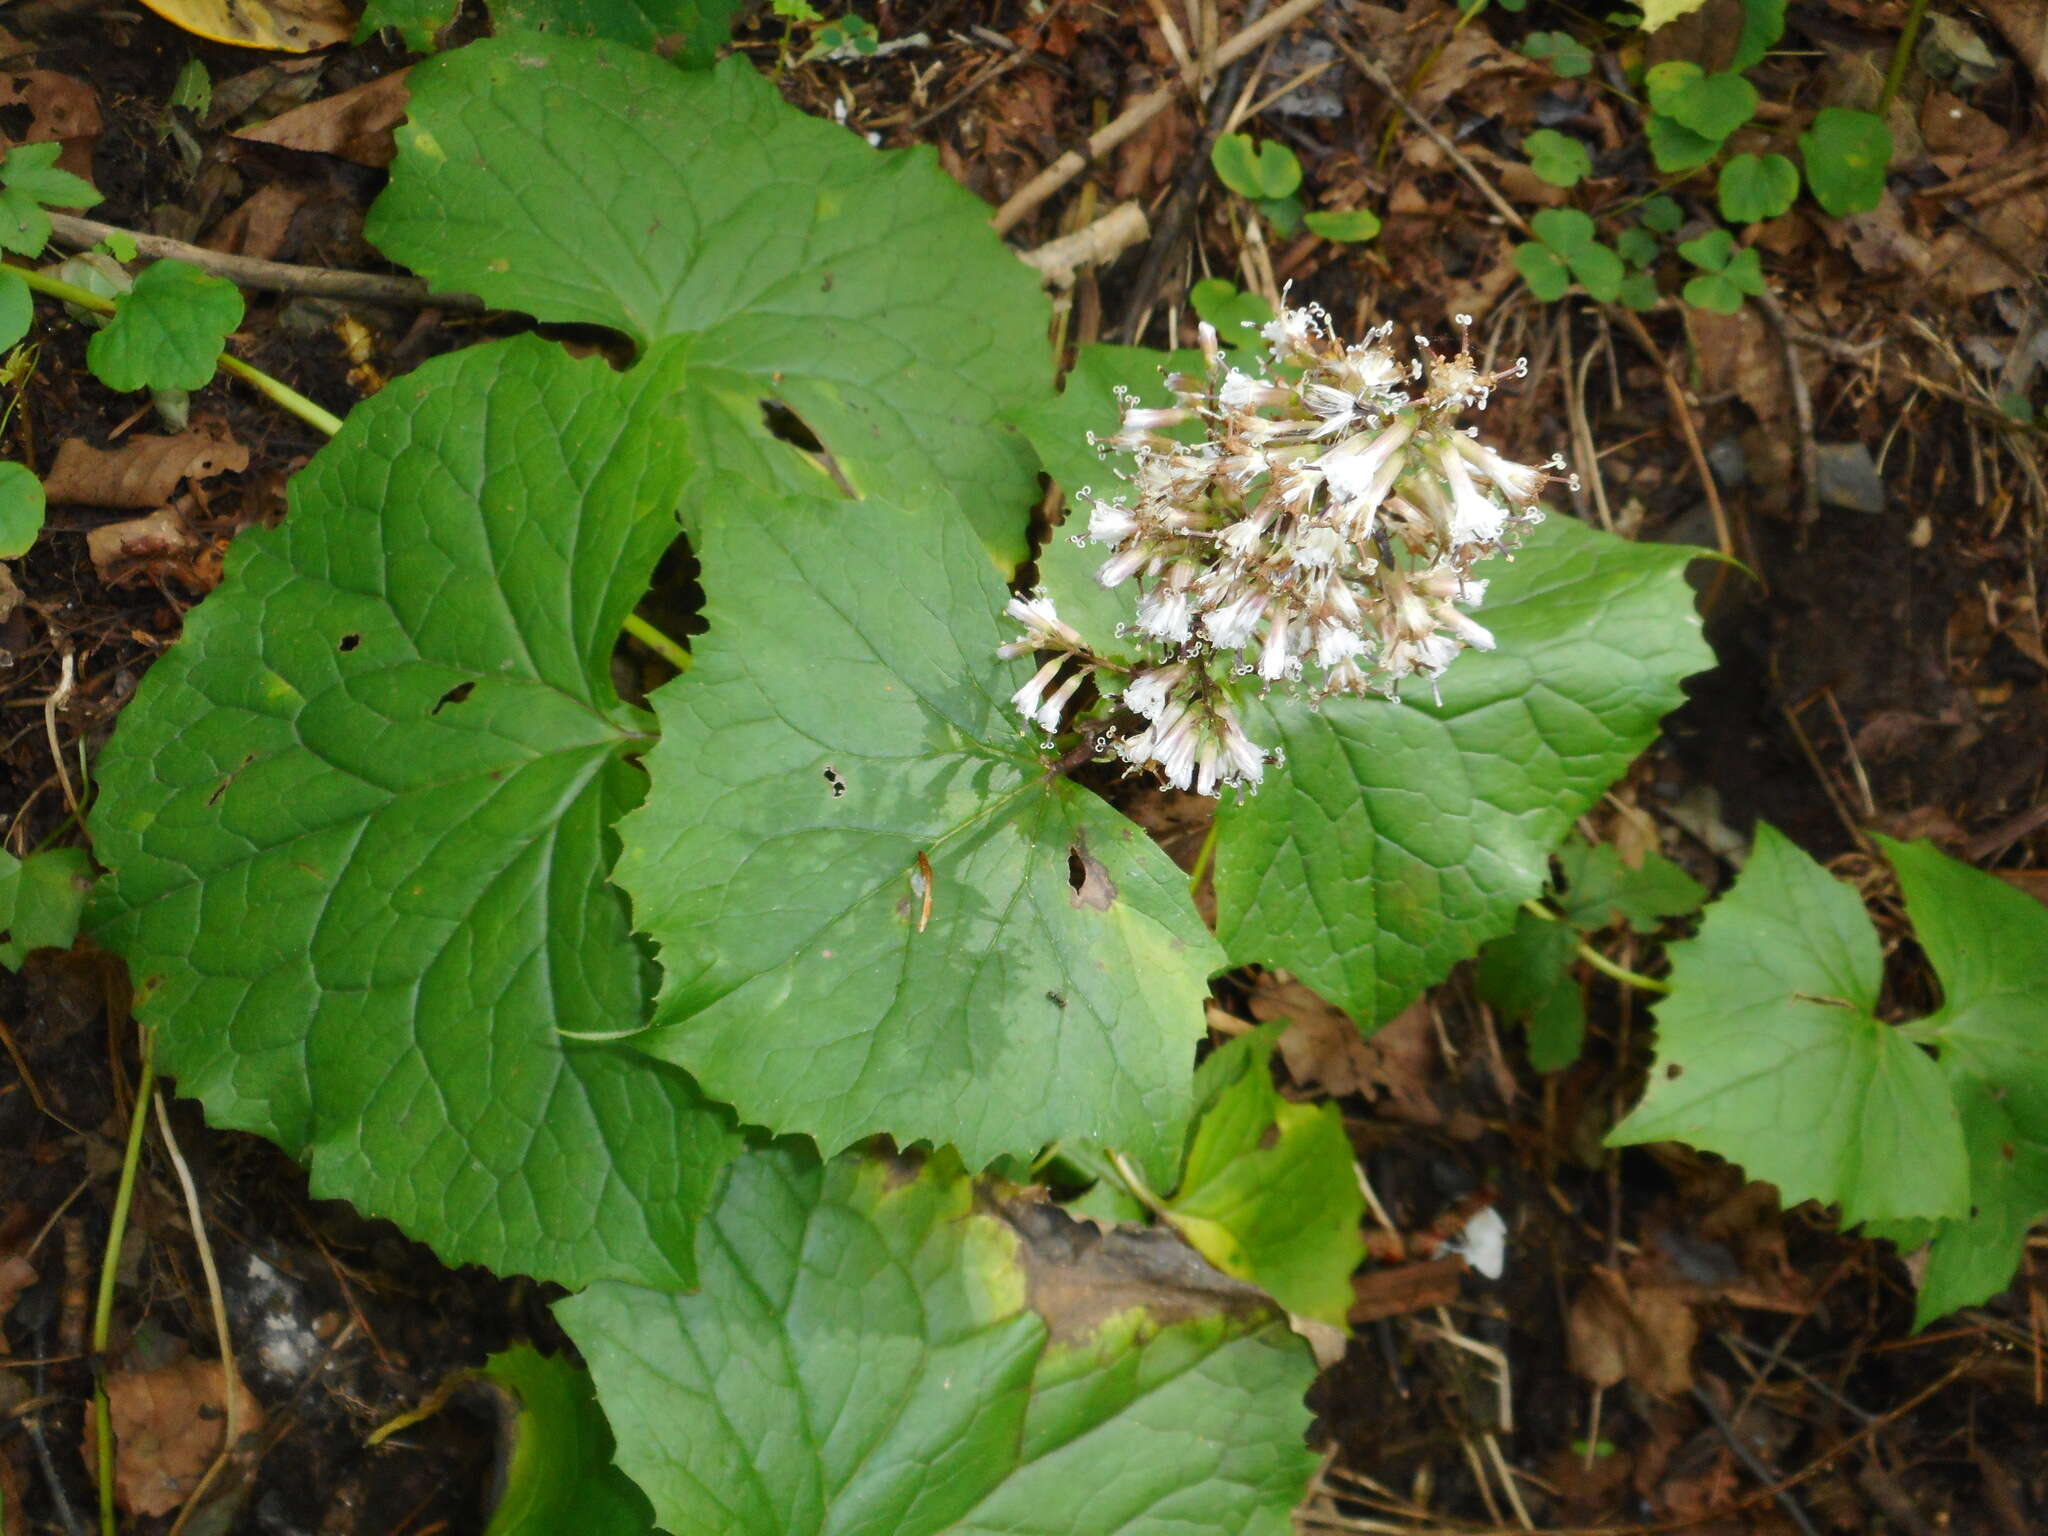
[911,850,935,933]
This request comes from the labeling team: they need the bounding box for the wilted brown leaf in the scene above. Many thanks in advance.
[0,1255,35,1353]
[1257,982,1441,1124]
[1567,1266,1699,1396]
[94,1358,262,1517]
[44,426,249,510]
[0,70,101,179]
[87,507,219,592]
[204,184,310,262]
[234,71,411,167]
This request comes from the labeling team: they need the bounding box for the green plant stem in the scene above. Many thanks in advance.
[1520,897,1673,995]
[622,612,693,672]
[1877,0,1930,116]
[93,1032,157,1536]
[10,264,342,438]
[217,355,343,437]
[1187,819,1221,896]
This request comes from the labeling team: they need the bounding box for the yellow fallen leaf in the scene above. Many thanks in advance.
[133,0,352,52]
[1638,0,1713,29]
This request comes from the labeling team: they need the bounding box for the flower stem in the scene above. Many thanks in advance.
[1878,0,1931,116]
[11,264,343,438]
[1520,897,1673,995]
[93,1032,156,1536]
[1187,818,1221,896]
[622,612,693,673]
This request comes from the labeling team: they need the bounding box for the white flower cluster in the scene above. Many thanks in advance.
[1003,303,1566,798]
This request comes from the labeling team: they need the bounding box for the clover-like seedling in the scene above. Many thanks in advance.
[1717,151,1799,223]
[1303,208,1381,243]
[1525,129,1594,189]
[1514,208,1624,303]
[1188,277,1275,355]
[1211,133,1306,233]
[1678,228,1765,314]
[1520,28,1593,77]
[1800,107,1891,216]
[1644,61,1757,172]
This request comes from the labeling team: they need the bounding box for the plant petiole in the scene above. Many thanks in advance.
[1521,896,1673,995]
[10,263,342,438]
[623,612,693,673]
[92,1030,156,1536]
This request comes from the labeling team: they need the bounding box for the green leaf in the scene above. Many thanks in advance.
[357,0,459,47]
[1717,152,1799,223]
[1213,516,1711,1028]
[88,337,738,1288]
[481,1348,656,1536]
[1210,133,1302,200]
[1520,30,1593,77]
[1800,107,1892,216]
[1618,270,1661,310]
[614,482,1224,1188]
[1681,272,1743,313]
[1609,825,1969,1226]
[0,847,93,971]
[799,13,880,61]
[1476,909,1587,1071]
[1644,64,1756,143]
[1255,192,1304,238]
[1677,228,1736,271]
[492,0,745,64]
[1723,247,1765,295]
[1303,208,1381,243]
[0,269,31,352]
[1530,206,1597,255]
[1165,1022,1365,1324]
[0,141,101,257]
[1524,129,1594,188]
[0,459,43,558]
[559,1145,1319,1536]
[1565,241,1625,302]
[1730,0,1787,74]
[1646,114,1721,174]
[1639,195,1684,234]
[368,39,1050,568]
[1615,226,1660,269]
[86,260,243,394]
[169,58,212,117]
[1514,243,1571,302]
[1553,840,1703,933]
[1189,279,1276,351]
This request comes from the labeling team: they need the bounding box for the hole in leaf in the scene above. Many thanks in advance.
[0,104,31,139]
[432,681,475,715]
[1664,1063,1684,1080]
[337,633,362,653]
[759,399,823,452]
[822,766,847,798]
[1067,834,1117,911]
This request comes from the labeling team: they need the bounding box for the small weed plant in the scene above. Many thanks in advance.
[0,9,2040,1530]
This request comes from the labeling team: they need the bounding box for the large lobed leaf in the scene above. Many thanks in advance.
[88,337,736,1288]
[367,37,1048,565]
[559,1144,1318,1536]
[615,483,1223,1186]
[1609,825,1967,1227]
[1213,516,1711,1027]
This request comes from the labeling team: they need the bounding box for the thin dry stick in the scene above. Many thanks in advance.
[41,648,78,823]
[154,1093,243,1536]
[47,213,484,313]
[1752,288,1821,530]
[991,0,1331,234]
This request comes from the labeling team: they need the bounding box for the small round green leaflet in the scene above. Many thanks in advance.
[0,459,44,558]
[614,480,1223,1188]
[1302,208,1381,243]
[1524,129,1593,189]
[365,37,1051,569]
[1643,63,1757,144]
[1717,151,1799,223]
[0,269,31,352]
[558,1145,1319,1536]
[87,336,738,1289]
[1210,133,1303,200]
[86,259,246,393]
[1800,107,1892,216]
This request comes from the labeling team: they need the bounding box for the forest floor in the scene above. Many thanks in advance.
[2,0,2047,1531]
